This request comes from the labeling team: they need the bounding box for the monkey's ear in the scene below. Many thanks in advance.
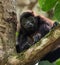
[32,11,37,16]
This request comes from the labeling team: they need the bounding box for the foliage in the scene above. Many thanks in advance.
[38,61,55,65]
[16,32,19,37]
[38,0,60,21]
[54,58,60,65]
[38,0,57,11]
[38,59,60,65]
[54,2,60,21]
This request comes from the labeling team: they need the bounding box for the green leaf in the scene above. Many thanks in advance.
[38,0,57,11]
[16,32,19,37]
[54,3,60,21]
[38,61,55,65]
[58,0,60,2]
[38,0,46,9]
[54,58,60,65]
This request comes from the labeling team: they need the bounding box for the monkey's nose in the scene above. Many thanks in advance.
[29,23,33,27]
[26,21,33,27]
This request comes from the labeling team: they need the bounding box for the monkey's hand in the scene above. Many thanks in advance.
[32,33,42,43]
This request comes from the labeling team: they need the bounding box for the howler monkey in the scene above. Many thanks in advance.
[16,11,59,53]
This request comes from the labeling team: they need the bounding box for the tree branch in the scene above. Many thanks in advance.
[7,25,60,65]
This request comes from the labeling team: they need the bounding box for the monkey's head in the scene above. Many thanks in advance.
[20,12,38,33]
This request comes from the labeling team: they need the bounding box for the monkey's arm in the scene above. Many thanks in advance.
[40,15,54,26]
[16,29,27,53]
[16,29,33,53]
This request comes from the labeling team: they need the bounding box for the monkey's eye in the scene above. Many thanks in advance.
[21,16,35,27]
[21,18,27,25]
[28,16,35,23]
[21,16,34,23]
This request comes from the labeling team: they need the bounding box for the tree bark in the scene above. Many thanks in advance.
[0,0,17,65]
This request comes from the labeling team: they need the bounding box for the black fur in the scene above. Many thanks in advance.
[41,48,60,62]
[16,12,52,53]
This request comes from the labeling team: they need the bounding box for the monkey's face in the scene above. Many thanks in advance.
[20,12,37,32]
[21,16,35,29]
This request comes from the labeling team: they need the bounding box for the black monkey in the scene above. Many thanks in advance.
[41,48,60,62]
[16,11,58,53]
[16,12,39,53]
